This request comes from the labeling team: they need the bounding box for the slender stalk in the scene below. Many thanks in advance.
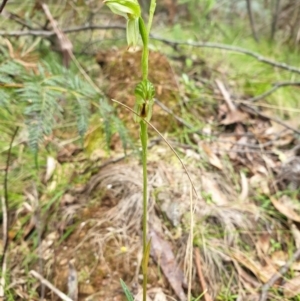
[103,1,155,300]
[138,2,156,300]
[147,0,156,35]
[140,120,148,301]
[139,17,148,81]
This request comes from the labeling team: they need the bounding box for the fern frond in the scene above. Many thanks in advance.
[113,114,131,152]
[0,90,9,108]
[74,97,90,137]
[17,65,64,153]
[0,53,130,155]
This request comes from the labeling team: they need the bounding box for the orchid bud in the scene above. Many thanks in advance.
[104,0,141,47]
[127,17,139,47]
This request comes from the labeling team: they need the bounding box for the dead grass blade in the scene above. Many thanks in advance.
[30,270,73,301]
[68,261,78,301]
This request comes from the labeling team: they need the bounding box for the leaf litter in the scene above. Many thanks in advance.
[3,46,300,301]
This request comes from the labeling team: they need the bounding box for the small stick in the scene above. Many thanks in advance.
[41,4,73,68]
[0,127,19,298]
[1,26,300,75]
[152,35,300,76]
[240,103,300,135]
[0,0,9,13]
[246,0,259,42]
[244,81,300,103]
[194,248,213,301]
[29,270,73,301]
[215,79,236,112]
[259,247,300,301]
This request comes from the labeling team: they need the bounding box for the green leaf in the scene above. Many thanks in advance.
[142,239,151,274]
[120,279,134,301]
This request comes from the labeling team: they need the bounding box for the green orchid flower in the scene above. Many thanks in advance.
[133,79,155,123]
[104,0,141,47]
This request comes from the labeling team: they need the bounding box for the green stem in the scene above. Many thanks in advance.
[139,17,149,81]
[147,0,156,35]
[140,120,148,301]
[139,2,156,300]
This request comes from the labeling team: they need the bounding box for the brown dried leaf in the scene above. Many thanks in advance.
[284,275,300,298]
[231,250,278,283]
[57,144,81,163]
[202,143,223,170]
[270,250,288,266]
[61,193,76,206]
[149,229,186,301]
[256,233,270,256]
[268,250,300,271]
[220,110,248,125]
[271,196,300,223]
[78,283,95,295]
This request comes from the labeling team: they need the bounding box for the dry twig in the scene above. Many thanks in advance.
[1,24,300,75]
[243,81,300,103]
[0,0,9,13]
[30,270,73,301]
[194,248,213,301]
[215,79,236,112]
[1,10,34,29]
[0,25,126,37]
[241,103,300,135]
[0,127,19,298]
[41,4,73,68]
[153,36,300,75]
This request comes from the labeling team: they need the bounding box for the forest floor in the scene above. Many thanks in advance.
[1,2,300,301]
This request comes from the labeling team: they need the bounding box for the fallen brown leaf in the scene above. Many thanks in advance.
[256,233,270,257]
[202,143,223,170]
[220,110,248,125]
[231,250,278,283]
[271,196,300,223]
[149,229,187,301]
